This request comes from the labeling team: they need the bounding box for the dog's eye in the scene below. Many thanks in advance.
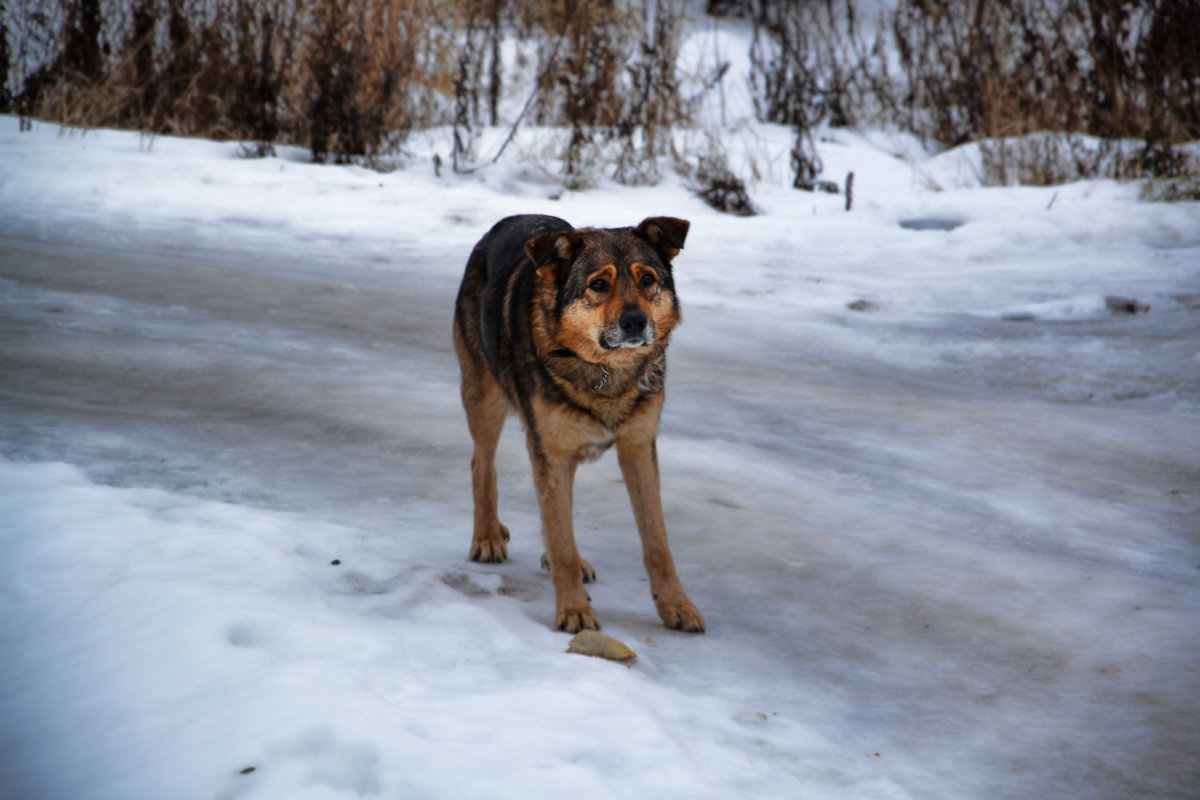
[640,273,657,288]
[589,278,609,293]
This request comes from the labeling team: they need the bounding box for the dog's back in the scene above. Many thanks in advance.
[456,214,572,387]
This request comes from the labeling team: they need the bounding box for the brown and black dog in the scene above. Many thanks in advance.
[453,214,705,633]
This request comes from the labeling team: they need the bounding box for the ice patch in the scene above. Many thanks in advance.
[999,294,1109,321]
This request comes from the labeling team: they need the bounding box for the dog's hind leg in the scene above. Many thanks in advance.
[537,460,596,582]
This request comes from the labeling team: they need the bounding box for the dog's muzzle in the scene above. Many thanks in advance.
[602,311,654,349]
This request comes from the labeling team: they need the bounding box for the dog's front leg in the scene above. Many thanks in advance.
[531,449,598,632]
[617,436,706,633]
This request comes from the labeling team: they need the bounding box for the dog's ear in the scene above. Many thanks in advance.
[634,217,689,263]
[525,231,581,284]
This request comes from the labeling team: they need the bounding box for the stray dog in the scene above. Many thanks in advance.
[453,214,705,633]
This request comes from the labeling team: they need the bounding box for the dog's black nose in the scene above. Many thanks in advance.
[619,310,648,337]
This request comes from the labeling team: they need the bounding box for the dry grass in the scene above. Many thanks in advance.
[889,0,1199,152]
[4,0,1196,190]
[740,0,1198,189]
[3,0,692,176]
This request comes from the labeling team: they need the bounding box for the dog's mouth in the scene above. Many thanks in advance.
[600,332,653,350]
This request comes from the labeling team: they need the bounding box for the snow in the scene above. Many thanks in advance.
[1,109,1199,800]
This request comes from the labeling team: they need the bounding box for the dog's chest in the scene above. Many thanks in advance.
[576,429,616,462]
[555,407,618,462]
[532,395,626,462]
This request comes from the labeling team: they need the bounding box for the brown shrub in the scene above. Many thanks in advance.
[890,0,1200,151]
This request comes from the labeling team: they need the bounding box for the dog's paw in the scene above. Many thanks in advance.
[657,600,706,633]
[469,523,510,563]
[541,553,596,583]
[470,538,507,563]
[556,604,600,633]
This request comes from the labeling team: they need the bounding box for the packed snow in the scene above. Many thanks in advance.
[1,106,1198,800]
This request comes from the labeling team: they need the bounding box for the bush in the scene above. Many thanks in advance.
[888,0,1200,177]
[3,0,1196,193]
[735,0,1199,189]
[1,0,702,178]
[3,0,459,162]
[685,150,759,216]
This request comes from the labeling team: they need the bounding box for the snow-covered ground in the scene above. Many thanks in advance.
[1,113,1198,800]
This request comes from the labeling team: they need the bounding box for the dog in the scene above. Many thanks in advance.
[453,214,705,634]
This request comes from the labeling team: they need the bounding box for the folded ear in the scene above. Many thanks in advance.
[634,217,689,262]
[525,231,582,277]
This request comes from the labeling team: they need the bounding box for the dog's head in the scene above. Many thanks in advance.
[526,217,688,365]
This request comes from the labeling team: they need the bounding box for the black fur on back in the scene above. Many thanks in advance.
[455,214,572,413]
